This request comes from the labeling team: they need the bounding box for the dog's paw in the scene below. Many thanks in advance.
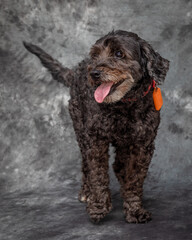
[125,208,152,223]
[79,195,87,203]
[87,200,112,223]
[78,188,90,203]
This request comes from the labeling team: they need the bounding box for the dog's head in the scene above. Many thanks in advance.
[88,30,169,103]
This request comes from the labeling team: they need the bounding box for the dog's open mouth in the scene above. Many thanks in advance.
[94,79,126,103]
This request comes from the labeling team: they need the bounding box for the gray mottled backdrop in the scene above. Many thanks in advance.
[0,0,192,239]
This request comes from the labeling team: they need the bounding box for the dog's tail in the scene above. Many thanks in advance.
[23,42,74,87]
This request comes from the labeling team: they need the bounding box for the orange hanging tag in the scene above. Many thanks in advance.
[153,87,163,111]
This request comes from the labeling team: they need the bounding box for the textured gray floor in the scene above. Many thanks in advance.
[0,0,192,239]
[1,184,192,240]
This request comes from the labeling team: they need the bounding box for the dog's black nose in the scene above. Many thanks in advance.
[90,70,101,79]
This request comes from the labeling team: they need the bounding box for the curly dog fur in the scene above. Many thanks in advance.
[24,30,169,223]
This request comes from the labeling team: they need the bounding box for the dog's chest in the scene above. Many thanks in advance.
[84,102,160,145]
[85,106,141,141]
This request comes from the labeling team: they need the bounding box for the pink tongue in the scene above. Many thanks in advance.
[94,82,113,103]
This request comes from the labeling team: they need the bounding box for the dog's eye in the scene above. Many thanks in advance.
[115,50,124,58]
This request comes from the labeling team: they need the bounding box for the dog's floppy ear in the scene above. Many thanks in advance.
[139,40,169,84]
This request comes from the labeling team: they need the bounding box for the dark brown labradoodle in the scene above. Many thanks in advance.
[23,30,169,223]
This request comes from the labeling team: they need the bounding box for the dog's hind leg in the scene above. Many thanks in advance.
[68,99,91,203]
[78,148,91,203]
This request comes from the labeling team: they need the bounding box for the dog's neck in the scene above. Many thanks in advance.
[121,79,156,103]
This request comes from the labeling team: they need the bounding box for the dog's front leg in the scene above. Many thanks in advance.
[85,140,112,223]
[115,144,154,223]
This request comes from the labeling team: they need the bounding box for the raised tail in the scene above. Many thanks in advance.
[23,42,74,87]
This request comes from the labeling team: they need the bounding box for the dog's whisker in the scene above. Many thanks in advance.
[104,75,134,103]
